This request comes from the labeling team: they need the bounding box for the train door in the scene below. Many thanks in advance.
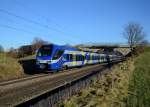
[51,50,64,70]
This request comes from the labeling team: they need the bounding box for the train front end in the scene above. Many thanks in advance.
[36,44,53,71]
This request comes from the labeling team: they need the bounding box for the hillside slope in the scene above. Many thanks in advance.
[126,48,150,107]
[62,59,134,107]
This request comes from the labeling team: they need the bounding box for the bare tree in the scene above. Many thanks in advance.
[123,22,146,52]
[0,45,4,53]
[31,37,49,54]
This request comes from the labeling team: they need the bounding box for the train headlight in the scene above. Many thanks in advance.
[40,64,46,69]
[47,61,51,64]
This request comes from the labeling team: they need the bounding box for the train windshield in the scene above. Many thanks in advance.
[37,45,52,56]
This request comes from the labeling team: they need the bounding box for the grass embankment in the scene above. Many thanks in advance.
[126,49,150,107]
[0,53,23,81]
[62,59,134,107]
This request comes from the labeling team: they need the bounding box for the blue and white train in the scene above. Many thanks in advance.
[36,44,122,72]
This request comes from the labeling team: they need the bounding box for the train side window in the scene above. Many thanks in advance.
[75,55,84,61]
[79,55,81,61]
[98,56,100,60]
[88,55,90,60]
[77,55,79,61]
[66,54,70,60]
[69,54,73,60]
[92,56,94,60]
[53,50,64,60]
[97,56,99,60]
[82,55,85,61]
[75,55,78,61]
[76,55,80,61]
[101,56,104,60]
[64,54,70,60]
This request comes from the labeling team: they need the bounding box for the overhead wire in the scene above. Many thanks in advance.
[0,8,66,34]
[0,9,76,44]
[0,23,41,36]
[13,0,65,30]
[12,0,83,43]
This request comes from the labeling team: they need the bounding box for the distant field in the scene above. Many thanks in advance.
[0,53,24,81]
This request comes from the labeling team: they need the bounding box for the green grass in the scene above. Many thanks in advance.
[0,53,23,81]
[126,49,150,107]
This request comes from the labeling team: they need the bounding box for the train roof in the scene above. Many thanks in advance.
[41,44,105,54]
[41,44,78,51]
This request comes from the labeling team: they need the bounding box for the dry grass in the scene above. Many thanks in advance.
[61,59,134,107]
[19,55,35,60]
[0,53,23,81]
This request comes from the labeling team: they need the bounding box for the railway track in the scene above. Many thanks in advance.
[0,67,82,94]
[0,63,107,87]
[0,74,48,86]
[0,60,122,106]
[0,66,82,86]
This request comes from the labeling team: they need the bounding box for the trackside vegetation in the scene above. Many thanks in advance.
[0,53,23,81]
[61,59,134,107]
[126,48,150,107]
[61,47,150,107]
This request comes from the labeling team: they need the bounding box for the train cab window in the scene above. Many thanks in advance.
[37,45,52,56]
[53,50,64,60]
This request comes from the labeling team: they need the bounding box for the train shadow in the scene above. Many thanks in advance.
[19,58,41,75]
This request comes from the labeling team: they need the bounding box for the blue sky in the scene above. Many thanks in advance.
[0,0,150,50]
